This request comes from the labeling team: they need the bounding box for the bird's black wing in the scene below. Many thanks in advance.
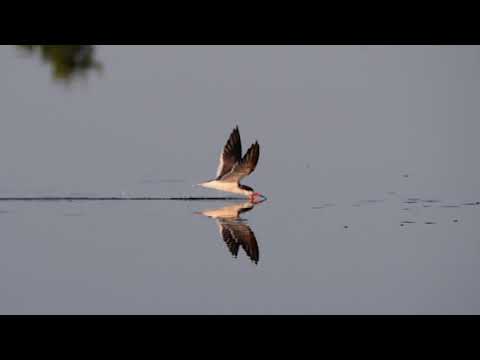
[216,126,242,179]
[218,141,259,183]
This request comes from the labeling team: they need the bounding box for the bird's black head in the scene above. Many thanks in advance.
[239,184,254,192]
[239,184,267,203]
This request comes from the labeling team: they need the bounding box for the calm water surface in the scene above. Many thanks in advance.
[0,45,479,314]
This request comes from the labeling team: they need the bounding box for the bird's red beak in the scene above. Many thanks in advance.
[251,192,267,202]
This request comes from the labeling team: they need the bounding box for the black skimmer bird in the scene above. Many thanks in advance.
[195,201,260,264]
[198,126,265,202]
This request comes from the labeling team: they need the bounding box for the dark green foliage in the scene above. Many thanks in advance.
[17,45,102,83]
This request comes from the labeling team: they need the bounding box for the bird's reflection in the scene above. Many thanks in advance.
[195,200,264,264]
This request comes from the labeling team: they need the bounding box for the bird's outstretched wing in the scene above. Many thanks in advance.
[218,141,259,183]
[216,126,242,179]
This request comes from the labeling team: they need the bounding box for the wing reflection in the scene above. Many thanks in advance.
[195,201,263,264]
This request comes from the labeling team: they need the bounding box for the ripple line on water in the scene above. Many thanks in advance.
[0,196,245,201]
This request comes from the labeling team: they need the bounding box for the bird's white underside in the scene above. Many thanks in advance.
[198,180,251,196]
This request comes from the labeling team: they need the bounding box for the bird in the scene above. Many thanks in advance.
[198,126,265,202]
[195,201,260,264]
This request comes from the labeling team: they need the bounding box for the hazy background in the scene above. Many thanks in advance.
[0,45,479,314]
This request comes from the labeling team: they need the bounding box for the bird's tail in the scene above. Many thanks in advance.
[195,180,213,188]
